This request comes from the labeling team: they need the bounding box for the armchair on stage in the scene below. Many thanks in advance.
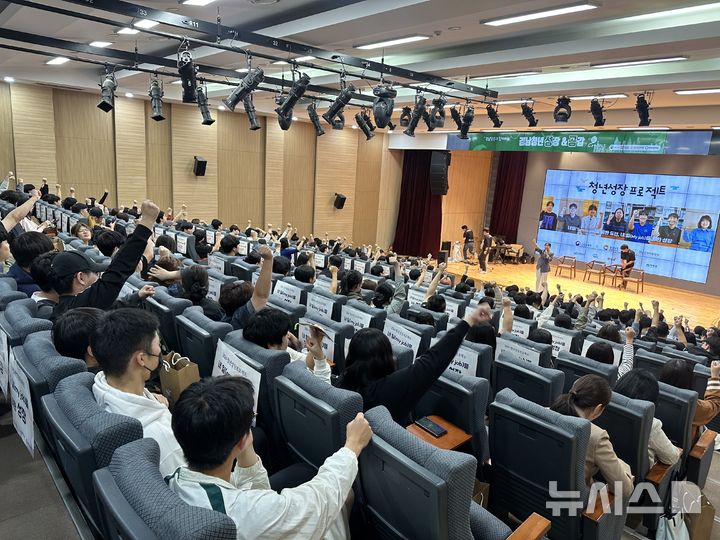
[554,256,577,279]
[582,261,607,285]
[504,244,524,264]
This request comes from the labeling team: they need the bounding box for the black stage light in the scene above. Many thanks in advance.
[459,105,475,139]
[635,94,651,126]
[403,96,426,137]
[148,77,165,121]
[486,104,502,128]
[399,106,412,128]
[178,50,198,104]
[307,102,325,136]
[275,73,310,118]
[243,94,261,130]
[361,109,376,131]
[274,95,292,130]
[422,109,435,131]
[590,98,605,127]
[450,105,463,129]
[372,83,396,128]
[97,72,117,112]
[331,110,345,130]
[196,86,215,125]
[521,102,538,127]
[553,96,572,123]
[387,120,397,131]
[223,68,265,111]
[355,111,374,140]
[429,96,446,128]
[323,84,355,125]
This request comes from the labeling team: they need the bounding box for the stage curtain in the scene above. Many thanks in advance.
[490,151,528,244]
[392,150,443,256]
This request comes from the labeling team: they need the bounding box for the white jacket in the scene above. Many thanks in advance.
[287,347,332,384]
[168,448,357,539]
[92,371,186,476]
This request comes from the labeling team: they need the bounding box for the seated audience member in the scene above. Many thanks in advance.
[244,250,261,265]
[177,221,193,234]
[168,376,371,538]
[613,369,680,467]
[550,375,634,496]
[8,231,54,295]
[95,230,126,258]
[91,309,185,476]
[219,235,240,256]
[29,251,59,317]
[528,328,553,346]
[370,258,407,314]
[338,305,489,424]
[211,218,222,230]
[659,359,720,443]
[51,200,160,319]
[321,255,345,282]
[149,256,182,296]
[554,313,573,330]
[339,270,364,302]
[71,223,93,246]
[279,237,305,259]
[155,234,176,254]
[585,342,615,365]
[243,308,330,383]
[293,264,316,285]
[597,322,622,343]
[414,312,435,326]
[272,255,291,277]
[228,224,241,236]
[513,304,533,320]
[53,307,104,373]
[370,265,384,277]
[181,265,225,322]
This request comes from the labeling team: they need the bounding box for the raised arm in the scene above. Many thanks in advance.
[2,189,40,231]
[651,300,660,328]
[501,296,513,335]
[617,327,636,379]
[424,262,446,301]
[329,265,339,294]
[250,245,273,311]
[415,263,428,287]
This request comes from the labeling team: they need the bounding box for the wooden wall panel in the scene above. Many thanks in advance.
[171,104,217,223]
[217,110,265,227]
[264,120,285,229]
[11,85,57,185]
[0,83,15,179]
[114,97,147,205]
[440,151,492,245]
[282,121,316,235]
[376,143,404,248]
[53,89,115,206]
[314,128,358,239]
[145,101,172,211]
[353,132,385,246]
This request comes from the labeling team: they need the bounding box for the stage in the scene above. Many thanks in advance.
[445,260,720,328]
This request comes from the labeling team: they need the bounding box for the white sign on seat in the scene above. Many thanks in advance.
[212,340,261,425]
[306,293,335,320]
[341,304,373,332]
[10,351,34,456]
[384,319,421,356]
[495,338,541,366]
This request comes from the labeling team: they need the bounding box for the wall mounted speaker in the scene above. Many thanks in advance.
[429,150,450,195]
[334,193,347,209]
[193,156,207,176]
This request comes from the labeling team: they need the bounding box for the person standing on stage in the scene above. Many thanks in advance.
[478,228,492,273]
[533,238,553,301]
[538,201,558,230]
[461,225,475,263]
[618,244,635,290]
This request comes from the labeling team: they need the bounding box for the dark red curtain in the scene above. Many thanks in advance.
[392,151,443,256]
[490,151,528,244]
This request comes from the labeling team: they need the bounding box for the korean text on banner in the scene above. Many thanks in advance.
[212,340,261,424]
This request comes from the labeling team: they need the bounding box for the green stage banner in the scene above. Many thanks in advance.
[468,131,671,154]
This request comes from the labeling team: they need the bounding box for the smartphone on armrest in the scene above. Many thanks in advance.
[414,417,447,438]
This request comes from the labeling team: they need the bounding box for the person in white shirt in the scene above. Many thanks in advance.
[168,376,372,540]
[243,308,331,384]
[90,308,186,477]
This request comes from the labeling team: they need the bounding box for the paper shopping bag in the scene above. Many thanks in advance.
[160,356,199,404]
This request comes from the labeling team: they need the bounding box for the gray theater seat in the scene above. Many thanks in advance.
[493,353,564,407]
[556,351,619,391]
[175,306,233,377]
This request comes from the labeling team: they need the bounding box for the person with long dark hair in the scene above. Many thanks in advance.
[338,304,490,424]
[181,265,225,321]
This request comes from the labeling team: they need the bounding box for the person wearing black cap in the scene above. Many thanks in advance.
[50,199,160,320]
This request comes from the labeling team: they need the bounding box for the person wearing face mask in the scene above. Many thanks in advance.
[91,308,186,477]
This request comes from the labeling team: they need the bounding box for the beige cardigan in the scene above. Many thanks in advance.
[585,423,635,497]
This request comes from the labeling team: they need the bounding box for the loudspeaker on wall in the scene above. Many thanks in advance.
[334,193,347,209]
[193,156,207,177]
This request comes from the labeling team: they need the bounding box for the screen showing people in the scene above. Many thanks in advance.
[536,169,719,283]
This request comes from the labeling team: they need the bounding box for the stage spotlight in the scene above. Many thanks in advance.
[196,86,215,125]
[273,95,293,130]
[387,120,397,131]
[589,98,605,127]
[360,109,376,131]
[399,106,412,128]
[223,68,265,112]
[322,84,355,125]
[521,102,538,127]
[450,105,463,129]
[97,72,117,112]
[422,109,435,132]
[275,73,310,118]
[148,77,165,122]
[331,111,345,130]
[372,83,396,128]
[243,94,261,130]
[635,94,651,126]
[307,102,325,136]
[429,96,446,128]
[553,96,572,123]
[355,112,374,140]
[459,105,475,139]
[403,96,426,137]
[178,49,198,104]
[486,104,502,128]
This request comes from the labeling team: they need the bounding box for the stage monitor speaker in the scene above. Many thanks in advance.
[193,156,207,176]
[441,241,452,251]
[333,193,347,209]
[429,150,450,195]
[437,250,448,264]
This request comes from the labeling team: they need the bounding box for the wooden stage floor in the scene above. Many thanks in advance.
[445,261,720,328]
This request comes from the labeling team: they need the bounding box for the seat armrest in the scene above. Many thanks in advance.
[583,491,615,523]
[507,513,551,540]
[690,429,717,460]
[645,462,674,486]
